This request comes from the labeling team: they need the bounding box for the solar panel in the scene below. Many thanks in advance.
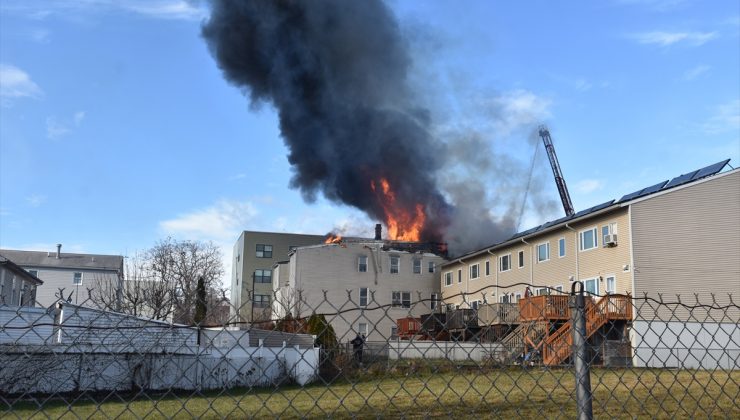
[691,159,730,181]
[619,189,644,202]
[640,180,669,196]
[664,170,699,189]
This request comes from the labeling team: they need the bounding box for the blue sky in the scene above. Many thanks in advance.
[1,0,738,282]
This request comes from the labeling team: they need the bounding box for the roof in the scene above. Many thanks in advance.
[0,249,124,272]
[0,255,44,285]
[444,159,733,266]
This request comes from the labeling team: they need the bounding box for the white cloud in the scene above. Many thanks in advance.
[0,64,43,106]
[575,179,604,194]
[573,79,592,92]
[485,90,552,136]
[681,65,711,81]
[46,110,86,140]
[25,194,47,207]
[632,31,718,47]
[160,199,259,242]
[2,0,206,21]
[702,100,740,135]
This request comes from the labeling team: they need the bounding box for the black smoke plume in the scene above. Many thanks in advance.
[202,0,451,242]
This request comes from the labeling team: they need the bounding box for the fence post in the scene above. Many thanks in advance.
[570,281,593,420]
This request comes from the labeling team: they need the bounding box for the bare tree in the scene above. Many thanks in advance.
[147,238,226,325]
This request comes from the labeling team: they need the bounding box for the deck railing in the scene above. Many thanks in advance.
[477,303,520,325]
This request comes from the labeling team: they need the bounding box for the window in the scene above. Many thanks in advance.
[390,256,400,274]
[358,255,368,272]
[537,242,550,263]
[413,259,421,274]
[236,254,240,263]
[602,223,618,246]
[446,303,456,312]
[392,291,411,308]
[536,287,549,296]
[471,300,480,310]
[254,269,272,283]
[584,278,599,296]
[430,293,439,311]
[253,294,270,307]
[515,293,522,302]
[444,272,452,286]
[359,288,368,307]
[358,323,368,335]
[485,260,490,276]
[428,261,436,273]
[499,254,511,272]
[256,244,273,258]
[518,251,524,268]
[28,270,38,277]
[579,228,598,251]
[606,276,616,294]
[555,285,564,294]
[469,264,480,280]
[390,326,398,339]
[73,272,83,285]
[457,269,462,283]
[500,294,511,303]
[558,238,566,258]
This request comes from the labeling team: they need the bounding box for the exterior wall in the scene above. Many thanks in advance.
[0,266,39,306]
[279,242,445,342]
[630,169,740,320]
[232,231,325,324]
[25,267,121,308]
[441,207,632,307]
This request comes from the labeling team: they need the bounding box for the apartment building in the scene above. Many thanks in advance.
[441,159,739,368]
[272,240,446,342]
[0,245,124,308]
[0,255,43,306]
[231,231,326,324]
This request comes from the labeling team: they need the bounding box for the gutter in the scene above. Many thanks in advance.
[565,223,579,282]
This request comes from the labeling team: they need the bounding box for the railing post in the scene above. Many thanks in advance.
[570,281,593,420]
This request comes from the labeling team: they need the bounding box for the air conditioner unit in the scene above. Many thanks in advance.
[604,234,618,246]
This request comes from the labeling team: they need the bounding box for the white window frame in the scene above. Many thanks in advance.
[390,256,400,274]
[255,244,273,258]
[518,250,525,268]
[444,272,452,286]
[602,223,618,247]
[359,287,368,307]
[390,326,398,339]
[537,242,550,263]
[428,261,436,273]
[413,258,422,274]
[499,254,511,272]
[579,227,598,251]
[558,238,566,258]
[515,292,522,302]
[358,323,368,335]
[583,277,599,296]
[555,285,564,294]
[469,263,480,280]
[605,275,616,295]
[472,300,480,310]
[73,272,83,285]
[485,260,490,276]
[458,269,462,284]
[392,291,411,308]
[358,255,368,273]
[535,287,549,296]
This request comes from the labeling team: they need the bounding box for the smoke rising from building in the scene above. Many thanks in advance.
[202,0,558,255]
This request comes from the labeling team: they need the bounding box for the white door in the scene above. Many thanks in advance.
[584,278,599,296]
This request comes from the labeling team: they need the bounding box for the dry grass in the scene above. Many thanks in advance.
[4,368,739,419]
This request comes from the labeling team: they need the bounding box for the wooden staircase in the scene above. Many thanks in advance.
[500,321,549,362]
[542,294,632,366]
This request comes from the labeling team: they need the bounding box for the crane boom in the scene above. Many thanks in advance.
[538,125,575,217]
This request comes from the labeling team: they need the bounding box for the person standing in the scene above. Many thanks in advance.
[351,333,365,365]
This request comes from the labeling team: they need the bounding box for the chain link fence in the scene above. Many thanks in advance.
[1,282,738,418]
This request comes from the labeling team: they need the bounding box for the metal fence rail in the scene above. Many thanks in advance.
[1,283,738,418]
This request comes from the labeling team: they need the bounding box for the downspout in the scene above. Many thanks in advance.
[487,250,497,301]
[565,223,579,282]
[455,258,468,308]
[521,238,533,286]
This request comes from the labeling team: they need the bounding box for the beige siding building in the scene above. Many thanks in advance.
[231,231,326,324]
[273,241,446,342]
[441,161,739,368]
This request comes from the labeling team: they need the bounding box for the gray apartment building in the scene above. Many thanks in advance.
[0,245,124,308]
[231,231,326,324]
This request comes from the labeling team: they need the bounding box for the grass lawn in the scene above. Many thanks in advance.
[4,367,739,419]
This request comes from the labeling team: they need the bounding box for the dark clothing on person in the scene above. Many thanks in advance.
[351,334,365,364]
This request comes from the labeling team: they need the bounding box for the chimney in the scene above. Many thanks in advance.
[375,224,382,240]
[56,244,62,259]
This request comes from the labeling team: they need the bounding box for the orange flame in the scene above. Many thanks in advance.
[372,177,425,241]
[324,234,343,244]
